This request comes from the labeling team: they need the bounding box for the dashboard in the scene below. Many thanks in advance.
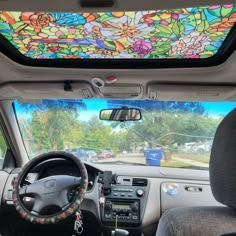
[0,160,223,236]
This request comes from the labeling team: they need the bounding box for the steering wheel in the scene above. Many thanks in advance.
[12,151,88,224]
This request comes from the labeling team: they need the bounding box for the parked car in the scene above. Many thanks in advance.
[191,141,213,154]
[179,141,213,154]
[68,148,89,161]
[86,150,97,158]
[86,150,98,161]
[179,142,196,153]
[97,150,110,159]
[105,148,116,157]
[121,148,132,154]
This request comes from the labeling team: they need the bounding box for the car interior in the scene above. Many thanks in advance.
[0,0,236,236]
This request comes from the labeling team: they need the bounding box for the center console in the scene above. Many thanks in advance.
[98,172,148,226]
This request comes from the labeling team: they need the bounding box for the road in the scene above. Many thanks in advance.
[97,153,146,164]
[97,153,209,168]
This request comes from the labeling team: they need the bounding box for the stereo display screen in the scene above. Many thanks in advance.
[112,203,131,210]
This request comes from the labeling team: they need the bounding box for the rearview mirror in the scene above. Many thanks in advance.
[100,108,142,122]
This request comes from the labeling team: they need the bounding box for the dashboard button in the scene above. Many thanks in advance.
[105,204,112,211]
[131,202,139,213]
[7,190,12,200]
[105,214,111,219]
[136,189,145,197]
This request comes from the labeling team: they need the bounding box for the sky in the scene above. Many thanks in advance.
[202,102,236,116]
[82,99,236,117]
[72,100,236,121]
[14,99,236,120]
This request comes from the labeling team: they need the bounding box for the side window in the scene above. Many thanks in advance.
[0,130,7,169]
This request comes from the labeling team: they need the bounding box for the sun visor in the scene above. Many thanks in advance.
[0,82,95,100]
[147,85,236,101]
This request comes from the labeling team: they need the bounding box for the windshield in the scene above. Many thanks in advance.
[14,99,236,169]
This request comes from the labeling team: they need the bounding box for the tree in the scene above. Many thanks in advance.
[110,130,132,153]
[127,111,221,148]
[28,108,79,153]
[80,116,114,152]
[16,100,86,155]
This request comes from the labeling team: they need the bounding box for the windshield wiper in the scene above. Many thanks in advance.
[96,160,146,166]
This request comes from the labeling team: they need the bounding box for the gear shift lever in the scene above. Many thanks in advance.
[111,229,129,236]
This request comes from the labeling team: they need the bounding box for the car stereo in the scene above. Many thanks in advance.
[103,199,140,224]
[98,173,148,226]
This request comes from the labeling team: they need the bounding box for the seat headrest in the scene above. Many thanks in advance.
[210,108,236,208]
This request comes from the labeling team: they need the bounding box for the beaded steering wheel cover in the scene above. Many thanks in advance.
[12,151,88,224]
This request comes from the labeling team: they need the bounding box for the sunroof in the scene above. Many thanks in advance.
[0,5,236,60]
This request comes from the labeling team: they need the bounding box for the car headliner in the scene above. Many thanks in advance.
[0,0,236,101]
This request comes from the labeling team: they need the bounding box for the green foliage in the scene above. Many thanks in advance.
[97,15,113,22]
[0,22,11,29]
[173,21,185,36]
[25,108,79,156]
[151,42,171,57]
[197,20,210,32]
[221,6,234,17]
[104,39,116,50]
[80,116,114,151]
[161,160,190,168]
[155,25,172,37]
[127,112,221,148]
[208,8,221,17]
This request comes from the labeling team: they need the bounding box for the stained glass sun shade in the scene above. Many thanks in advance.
[0,5,236,60]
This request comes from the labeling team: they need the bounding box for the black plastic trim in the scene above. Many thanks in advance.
[0,25,236,69]
[3,149,16,169]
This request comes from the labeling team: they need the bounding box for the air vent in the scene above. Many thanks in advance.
[132,178,148,186]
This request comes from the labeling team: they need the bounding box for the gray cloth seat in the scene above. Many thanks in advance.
[156,108,236,236]
[157,207,236,236]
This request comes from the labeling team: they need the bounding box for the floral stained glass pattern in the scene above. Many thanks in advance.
[0,5,236,59]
